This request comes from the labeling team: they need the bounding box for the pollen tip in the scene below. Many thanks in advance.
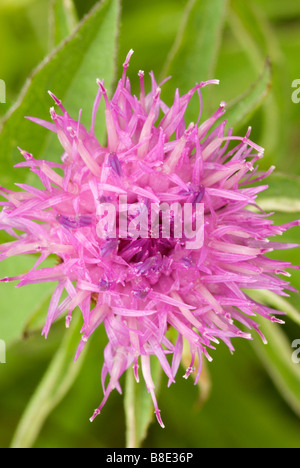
[155,410,165,429]
[123,49,134,68]
[50,107,56,119]
[65,315,72,328]
[155,87,161,99]
[67,126,76,138]
[90,409,100,422]
[0,277,10,283]
[99,81,106,94]
[48,91,61,105]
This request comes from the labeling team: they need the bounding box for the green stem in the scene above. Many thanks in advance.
[10,314,87,448]
[124,369,138,449]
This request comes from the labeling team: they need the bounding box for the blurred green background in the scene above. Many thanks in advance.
[0,0,300,448]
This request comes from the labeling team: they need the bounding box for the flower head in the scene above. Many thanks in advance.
[0,50,299,427]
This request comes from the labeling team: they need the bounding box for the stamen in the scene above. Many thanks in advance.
[48,91,67,114]
[122,49,134,84]
[97,80,118,152]
[138,70,145,109]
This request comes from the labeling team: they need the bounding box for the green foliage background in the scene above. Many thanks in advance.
[0,0,300,448]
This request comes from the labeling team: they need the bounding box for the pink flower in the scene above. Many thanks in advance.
[0,50,299,428]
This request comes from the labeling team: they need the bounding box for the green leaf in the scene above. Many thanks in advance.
[253,0,300,20]
[161,0,227,122]
[0,0,120,189]
[227,1,285,160]
[229,0,283,64]
[256,173,300,213]
[49,0,78,49]
[124,358,162,448]
[0,0,36,10]
[10,312,87,448]
[0,255,56,346]
[228,2,264,72]
[252,318,300,418]
[225,59,272,129]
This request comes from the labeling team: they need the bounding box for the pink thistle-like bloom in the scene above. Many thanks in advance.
[0,50,299,427]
